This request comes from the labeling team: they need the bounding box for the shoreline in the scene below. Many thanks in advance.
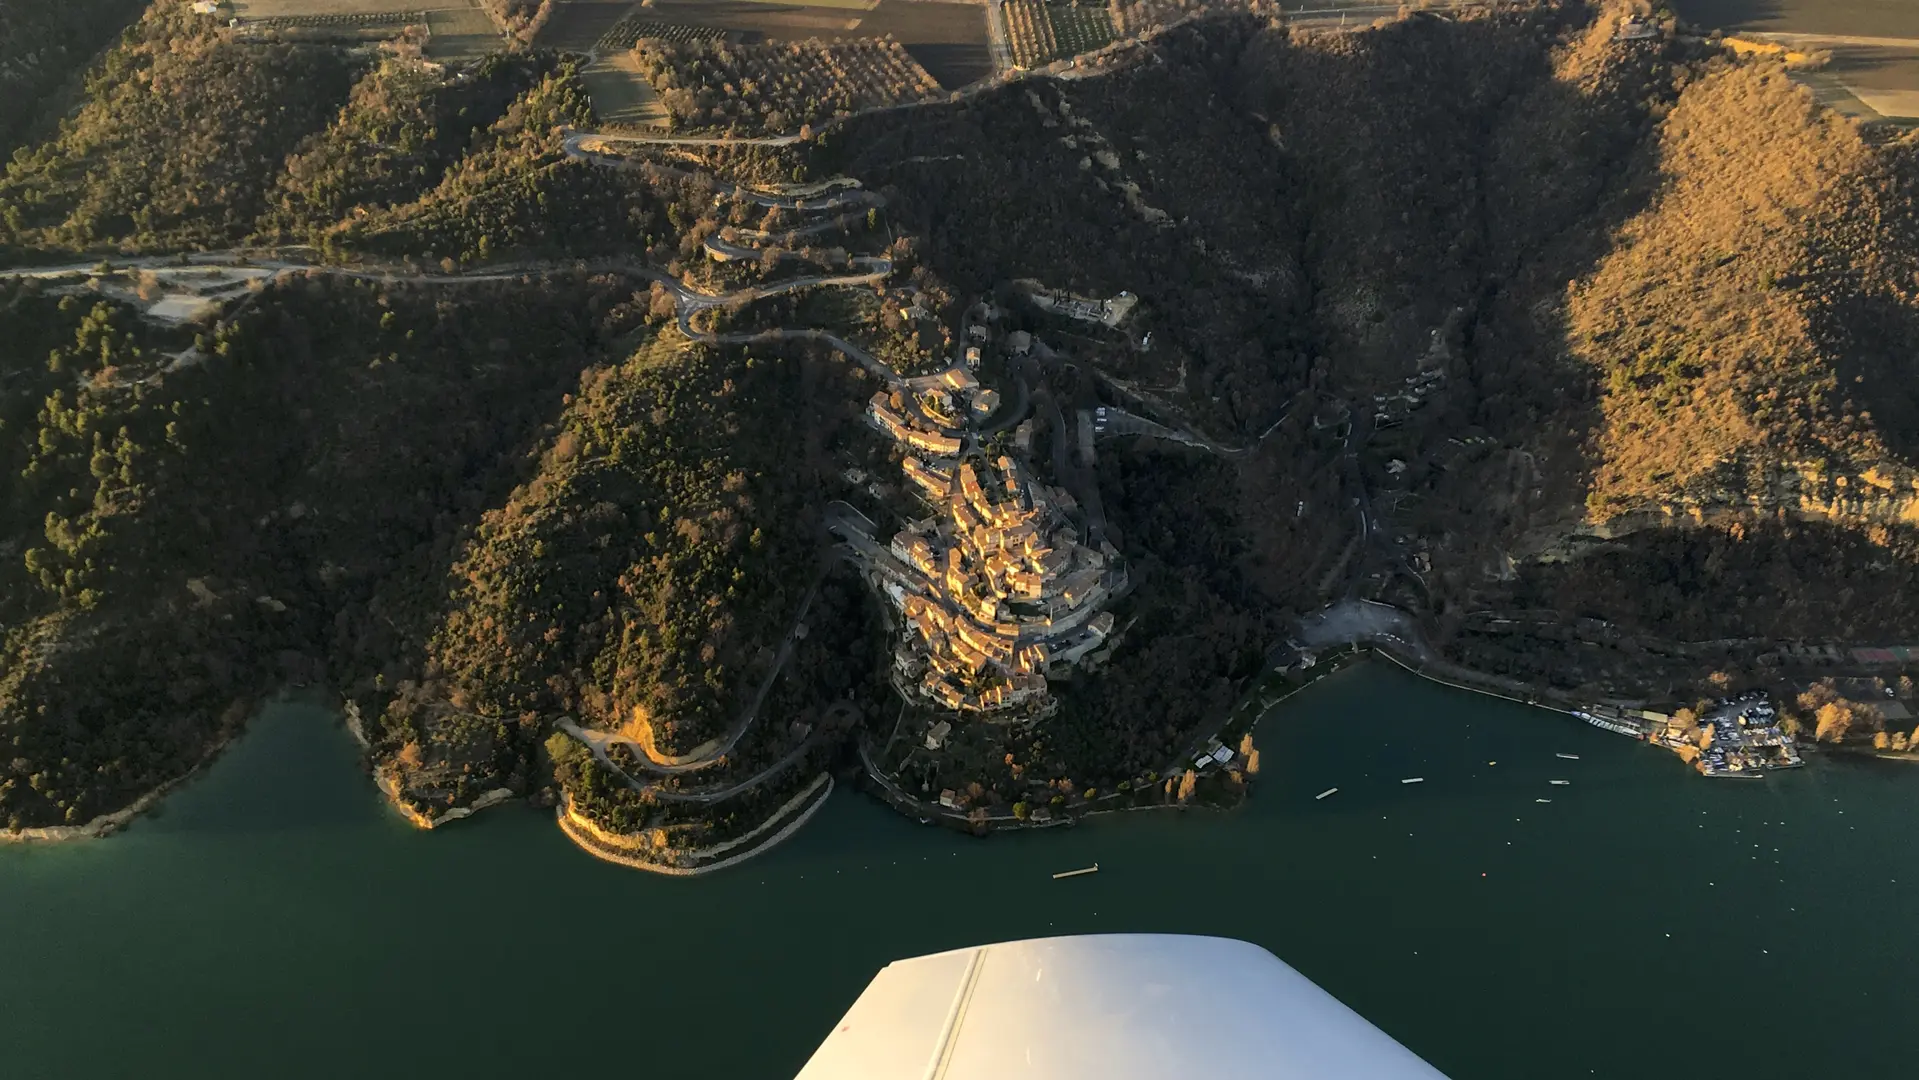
[0,729,238,844]
[556,772,834,876]
[375,768,520,830]
[8,621,1884,854]
[2,689,363,844]
[1367,645,1580,716]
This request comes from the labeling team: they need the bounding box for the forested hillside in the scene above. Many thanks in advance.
[1570,64,1919,518]
[0,0,148,157]
[828,0,1919,684]
[335,63,706,264]
[266,53,564,244]
[0,11,695,266]
[0,275,626,829]
[0,8,358,255]
[376,331,876,819]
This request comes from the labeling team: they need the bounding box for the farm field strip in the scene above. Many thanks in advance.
[230,0,455,15]
[598,16,731,50]
[1003,0,1058,68]
[1046,5,1114,57]
[242,10,426,28]
[726,0,879,10]
[1003,0,1112,68]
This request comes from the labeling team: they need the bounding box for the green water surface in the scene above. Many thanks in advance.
[3,664,1912,1079]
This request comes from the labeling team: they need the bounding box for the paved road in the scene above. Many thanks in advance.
[562,577,823,777]
[577,723,826,805]
[561,132,881,210]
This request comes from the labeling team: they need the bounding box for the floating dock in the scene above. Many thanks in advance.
[1053,864,1099,880]
[1574,709,1648,739]
[1315,787,1338,800]
[1400,777,1424,784]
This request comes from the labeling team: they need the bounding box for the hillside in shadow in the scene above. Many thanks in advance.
[827,0,1919,673]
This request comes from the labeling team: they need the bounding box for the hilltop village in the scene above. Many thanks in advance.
[842,330,1127,726]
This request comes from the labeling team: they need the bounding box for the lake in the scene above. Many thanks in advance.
[3,663,1913,1079]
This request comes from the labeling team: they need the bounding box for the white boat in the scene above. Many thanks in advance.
[1315,787,1339,800]
[1535,798,1552,804]
[1400,777,1424,784]
[1549,780,1570,786]
[1555,753,1580,760]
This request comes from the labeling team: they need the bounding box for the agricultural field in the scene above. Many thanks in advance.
[850,1,989,88]
[230,0,503,60]
[1003,0,1058,68]
[1004,0,1113,69]
[584,48,670,127]
[1047,4,1115,58]
[633,36,942,132]
[1109,0,1247,38]
[598,15,731,50]
[533,0,629,50]
[233,9,423,29]
[1670,0,1919,121]
[540,0,988,89]
[231,0,436,14]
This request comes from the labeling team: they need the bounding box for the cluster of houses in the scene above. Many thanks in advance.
[885,450,1124,716]
[1027,287,1138,328]
[860,347,1125,720]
